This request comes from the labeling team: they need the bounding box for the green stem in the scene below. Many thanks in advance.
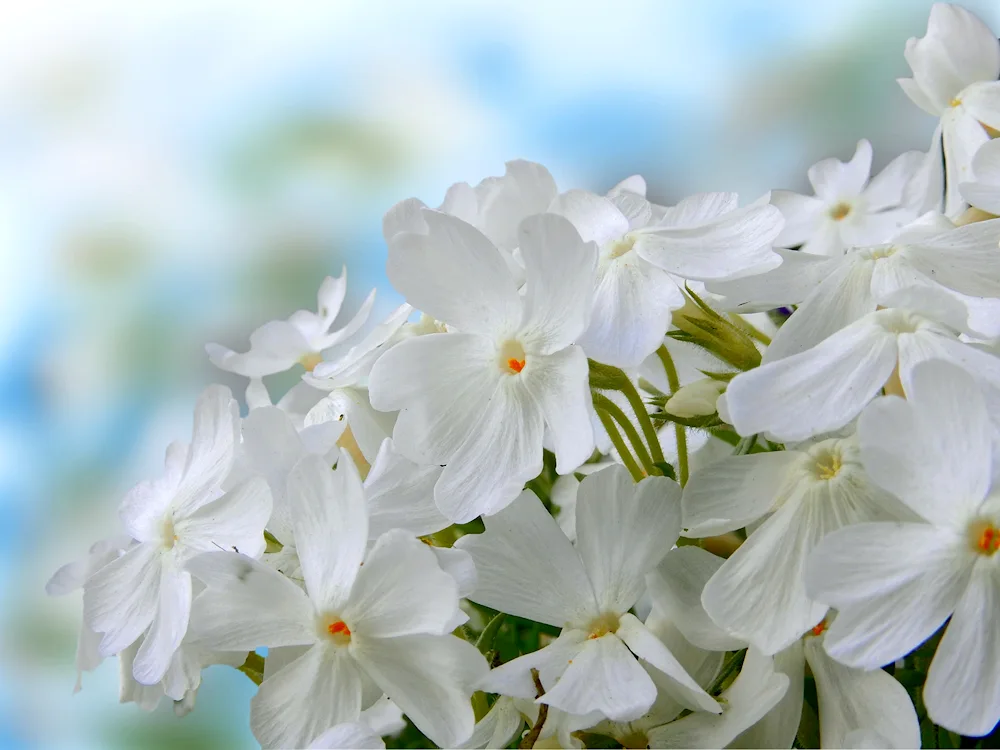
[617,373,666,466]
[656,345,689,486]
[595,404,645,482]
[593,392,655,477]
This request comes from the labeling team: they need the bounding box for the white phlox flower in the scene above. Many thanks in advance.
[711,214,1000,361]
[724,305,1000,442]
[771,139,923,257]
[550,185,783,368]
[899,3,1000,217]
[456,465,720,722]
[206,269,376,377]
[734,621,920,749]
[188,451,486,748]
[677,434,907,657]
[806,360,1000,736]
[369,211,598,522]
[82,385,272,686]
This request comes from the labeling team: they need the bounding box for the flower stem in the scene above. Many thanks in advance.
[594,392,655,478]
[617,373,666,466]
[656,345,689,486]
[708,649,746,695]
[594,401,645,482]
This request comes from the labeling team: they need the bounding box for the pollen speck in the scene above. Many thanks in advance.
[810,622,827,637]
[507,358,525,373]
[813,451,842,481]
[950,97,963,108]
[327,620,352,642]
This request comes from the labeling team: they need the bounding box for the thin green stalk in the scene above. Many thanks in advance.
[617,374,666,466]
[707,649,746,695]
[595,405,644,482]
[593,392,655,477]
[656,345,689,486]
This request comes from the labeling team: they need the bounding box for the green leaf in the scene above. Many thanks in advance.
[476,612,507,654]
[653,462,677,481]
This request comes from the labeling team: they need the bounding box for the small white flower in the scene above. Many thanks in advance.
[678,435,905,655]
[724,306,1000,442]
[82,386,272,685]
[898,3,1000,217]
[806,360,1000,736]
[370,211,598,522]
[771,139,922,257]
[456,466,719,721]
[207,270,375,377]
[189,452,485,748]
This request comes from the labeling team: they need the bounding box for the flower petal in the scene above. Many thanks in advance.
[364,439,446,540]
[807,139,873,200]
[725,315,897,442]
[858,360,992,526]
[83,542,160,657]
[541,632,656,722]
[309,722,385,750]
[924,562,1000,736]
[520,346,595,474]
[251,645,364,750]
[343,529,460,638]
[904,217,1000,298]
[132,565,191,685]
[387,209,521,336]
[761,255,876,363]
[188,551,316,650]
[288,452,368,611]
[806,522,969,669]
[805,633,919,749]
[575,467,681,614]
[681,451,799,537]
[646,547,745,651]
[455,489,598,627]
[175,385,240,516]
[617,613,720,715]
[179,476,272,558]
[353,634,484,748]
[549,189,630,245]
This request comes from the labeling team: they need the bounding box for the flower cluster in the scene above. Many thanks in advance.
[48,4,1000,748]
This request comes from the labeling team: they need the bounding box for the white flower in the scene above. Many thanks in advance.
[736,624,919,749]
[206,270,375,377]
[711,215,1000,360]
[457,697,525,750]
[678,435,905,655]
[806,360,1000,736]
[46,536,130,692]
[456,466,719,721]
[369,211,597,522]
[724,306,1000,442]
[664,378,727,419]
[898,3,1000,217]
[308,696,405,749]
[188,452,485,748]
[961,137,1000,214]
[383,159,558,283]
[550,187,783,368]
[82,386,272,685]
[771,139,922,256]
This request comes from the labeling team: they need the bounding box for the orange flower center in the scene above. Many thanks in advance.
[507,358,525,373]
[327,620,351,637]
[976,525,1000,555]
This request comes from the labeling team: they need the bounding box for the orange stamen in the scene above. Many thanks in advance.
[977,526,1000,554]
[327,620,351,637]
[507,358,525,373]
[811,623,826,636]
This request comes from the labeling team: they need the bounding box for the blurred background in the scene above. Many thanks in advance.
[3,0,997,747]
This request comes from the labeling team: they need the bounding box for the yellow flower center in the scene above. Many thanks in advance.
[829,202,852,221]
[299,352,324,372]
[813,451,842,481]
[606,236,636,260]
[586,612,621,639]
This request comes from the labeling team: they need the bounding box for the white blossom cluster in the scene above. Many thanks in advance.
[48,4,1000,748]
